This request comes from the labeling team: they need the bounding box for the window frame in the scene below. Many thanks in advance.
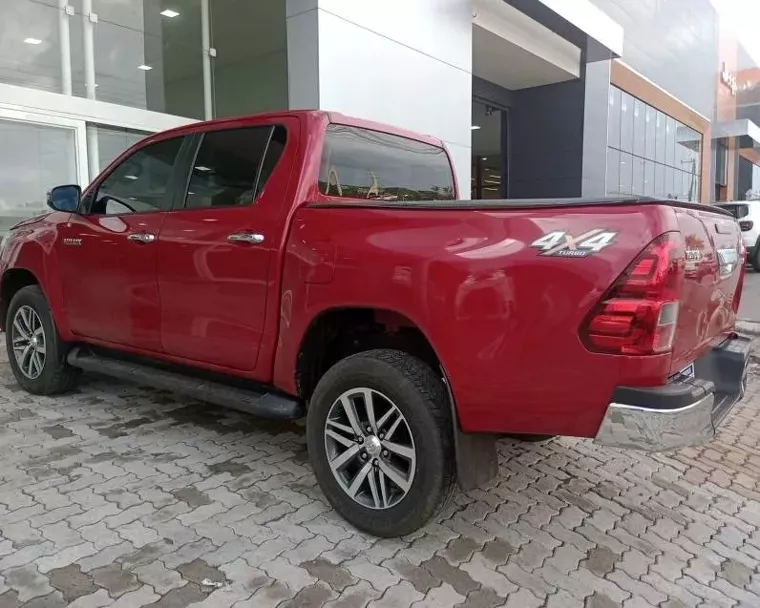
[176,124,286,212]
[82,134,192,216]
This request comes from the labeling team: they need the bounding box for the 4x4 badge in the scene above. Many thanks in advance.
[530,229,617,258]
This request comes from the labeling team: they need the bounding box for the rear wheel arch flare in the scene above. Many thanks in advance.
[295,306,451,402]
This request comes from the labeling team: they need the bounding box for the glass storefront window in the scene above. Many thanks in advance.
[91,0,204,119]
[0,118,78,233]
[210,0,288,118]
[606,85,701,202]
[620,92,634,154]
[92,124,150,172]
[0,1,65,93]
[607,87,621,150]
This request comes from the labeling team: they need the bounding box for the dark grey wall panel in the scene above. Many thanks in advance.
[590,0,719,119]
[509,77,586,198]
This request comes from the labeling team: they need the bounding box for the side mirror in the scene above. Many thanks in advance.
[47,184,81,213]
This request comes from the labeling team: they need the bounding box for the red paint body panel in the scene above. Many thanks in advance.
[59,212,167,352]
[0,110,744,440]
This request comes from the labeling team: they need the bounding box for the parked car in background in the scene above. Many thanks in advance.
[715,200,760,270]
[0,110,750,536]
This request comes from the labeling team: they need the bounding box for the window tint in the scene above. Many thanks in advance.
[93,137,183,215]
[185,126,285,210]
[319,125,455,201]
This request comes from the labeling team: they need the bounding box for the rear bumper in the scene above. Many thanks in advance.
[595,334,751,451]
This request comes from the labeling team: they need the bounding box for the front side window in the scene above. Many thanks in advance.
[91,137,184,215]
[319,125,455,201]
[184,125,286,209]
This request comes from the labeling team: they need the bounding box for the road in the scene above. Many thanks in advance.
[740,269,760,322]
[0,344,759,607]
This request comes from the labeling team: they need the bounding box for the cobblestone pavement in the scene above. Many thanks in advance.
[1,343,760,608]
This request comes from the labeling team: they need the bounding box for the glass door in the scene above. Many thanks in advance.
[471,99,508,199]
[0,109,87,233]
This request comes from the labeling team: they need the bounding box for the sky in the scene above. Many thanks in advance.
[710,0,760,68]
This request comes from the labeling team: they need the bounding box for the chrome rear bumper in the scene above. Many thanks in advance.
[595,335,750,452]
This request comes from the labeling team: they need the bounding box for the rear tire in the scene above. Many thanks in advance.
[307,349,455,537]
[6,285,77,395]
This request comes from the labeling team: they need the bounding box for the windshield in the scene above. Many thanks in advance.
[319,124,455,201]
[716,203,749,219]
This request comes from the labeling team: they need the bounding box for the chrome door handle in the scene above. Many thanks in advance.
[127,232,156,244]
[227,232,264,245]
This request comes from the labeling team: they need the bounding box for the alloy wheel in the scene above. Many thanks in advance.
[324,387,417,510]
[11,305,46,380]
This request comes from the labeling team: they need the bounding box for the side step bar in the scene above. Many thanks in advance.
[67,347,304,420]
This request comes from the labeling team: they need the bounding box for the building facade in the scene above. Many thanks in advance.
[0,0,757,232]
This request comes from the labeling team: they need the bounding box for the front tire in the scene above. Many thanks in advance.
[6,285,77,395]
[307,349,454,537]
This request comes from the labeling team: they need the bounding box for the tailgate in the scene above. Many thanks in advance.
[670,207,743,375]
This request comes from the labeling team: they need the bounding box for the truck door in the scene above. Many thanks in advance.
[59,135,189,352]
[156,119,296,372]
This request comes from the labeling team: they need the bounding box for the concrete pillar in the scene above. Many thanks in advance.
[582,59,611,197]
[286,0,474,196]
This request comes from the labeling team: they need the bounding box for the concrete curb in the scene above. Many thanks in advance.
[737,320,760,336]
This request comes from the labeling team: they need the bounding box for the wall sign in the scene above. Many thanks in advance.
[721,62,738,96]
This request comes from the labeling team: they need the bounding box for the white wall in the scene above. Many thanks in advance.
[287,0,473,196]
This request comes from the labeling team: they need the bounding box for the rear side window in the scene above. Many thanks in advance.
[717,204,749,219]
[185,125,286,209]
[319,124,455,201]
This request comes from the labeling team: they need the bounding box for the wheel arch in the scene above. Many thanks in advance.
[292,306,499,492]
[294,306,443,402]
[0,268,41,330]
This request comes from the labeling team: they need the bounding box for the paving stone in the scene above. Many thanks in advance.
[302,558,357,592]
[260,560,316,592]
[66,589,112,608]
[77,542,136,573]
[90,564,141,599]
[47,564,97,603]
[286,582,336,607]
[107,585,159,608]
[3,565,54,602]
[419,556,479,597]
[367,581,422,608]
[460,553,516,597]
[455,587,505,608]
[499,560,556,599]
[235,581,295,608]
[36,543,98,574]
[21,590,67,608]
[133,560,186,595]
[503,587,542,608]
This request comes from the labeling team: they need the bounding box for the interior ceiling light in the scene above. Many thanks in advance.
[24,38,42,45]
[160,9,180,18]
[138,64,153,71]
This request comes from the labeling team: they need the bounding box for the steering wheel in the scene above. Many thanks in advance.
[101,195,138,215]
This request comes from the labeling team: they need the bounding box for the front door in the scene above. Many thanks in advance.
[59,135,188,352]
[157,120,294,371]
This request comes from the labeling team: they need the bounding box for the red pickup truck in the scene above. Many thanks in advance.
[0,110,750,537]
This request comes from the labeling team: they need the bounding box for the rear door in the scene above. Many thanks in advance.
[157,119,296,372]
[670,206,743,374]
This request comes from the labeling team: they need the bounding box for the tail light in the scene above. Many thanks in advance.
[740,220,753,231]
[581,232,685,355]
